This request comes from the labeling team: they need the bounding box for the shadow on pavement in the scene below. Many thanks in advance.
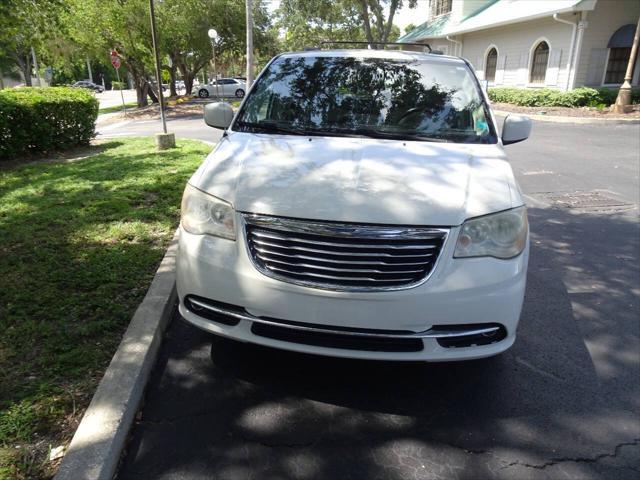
[118,207,639,480]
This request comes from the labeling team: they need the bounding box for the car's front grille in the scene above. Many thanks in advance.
[243,214,448,291]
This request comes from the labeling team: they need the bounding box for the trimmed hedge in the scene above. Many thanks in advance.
[488,86,640,108]
[111,81,126,90]
[0,87,99,159]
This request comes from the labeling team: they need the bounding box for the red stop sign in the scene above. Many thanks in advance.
[110,50,121,69]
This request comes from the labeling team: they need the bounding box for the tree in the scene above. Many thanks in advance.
[356,0,417,47]
[404,23,417,35]
[66,0,158,106]
[277,0,414,51]
[156,0,276,95]
[0,0,65,86]
[276,0,364,51]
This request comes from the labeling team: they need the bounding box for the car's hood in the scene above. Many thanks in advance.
[189,132,522,226]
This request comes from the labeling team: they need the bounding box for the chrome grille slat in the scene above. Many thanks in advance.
[267,265,416,283]
[252,230,440,248]
[259,255,425,274]
[243,214,448,291]
[254,247,428,265]
[254,244,435,258]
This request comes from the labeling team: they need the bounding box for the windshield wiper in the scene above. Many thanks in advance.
[346,128,451,142]
[235,120,309,136]
[236,122,451,142]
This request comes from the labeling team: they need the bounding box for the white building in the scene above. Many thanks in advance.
[397,0,640,91]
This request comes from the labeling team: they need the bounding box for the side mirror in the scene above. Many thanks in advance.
[204,102,234,129]
[502,114,532,145]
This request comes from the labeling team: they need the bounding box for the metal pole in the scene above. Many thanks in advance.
[246,0,254,88]
[31,47,41,86]
[614,16,640,113]
[211,40,219,99]
[149,0,167,134]
[86,58,93,83]
[115,67,127,116]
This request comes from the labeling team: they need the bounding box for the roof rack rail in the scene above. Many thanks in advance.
[318,41,433,53]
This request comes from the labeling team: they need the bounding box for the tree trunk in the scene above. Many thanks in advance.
[370,1,385,40]
[127,59,152,107]
[383,0,400,43]
[176,56,207,96]
[147,81,159,104]
[168,66,177,97]
[360,0,376,49]
[135,83,149,107]
[15,51,32,86]
[183,71,194,95]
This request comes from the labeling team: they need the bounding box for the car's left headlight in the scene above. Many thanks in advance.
[454,206,528,259]
[181,184,235,240]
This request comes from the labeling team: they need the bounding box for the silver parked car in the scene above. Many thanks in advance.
[192,78,246,98]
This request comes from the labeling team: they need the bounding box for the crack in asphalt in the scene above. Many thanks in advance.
[497,438,640,471]
[133,410,640,476]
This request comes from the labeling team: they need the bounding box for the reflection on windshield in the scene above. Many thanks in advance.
[234,56,496,144]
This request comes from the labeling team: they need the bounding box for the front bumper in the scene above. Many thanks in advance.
[176,224,528,361]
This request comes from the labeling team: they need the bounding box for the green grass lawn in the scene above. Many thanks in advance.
[98,101,137,114]
[0,138,211,479]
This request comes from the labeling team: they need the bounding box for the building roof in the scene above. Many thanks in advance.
[397,0,597,42]
[398,13,455,42]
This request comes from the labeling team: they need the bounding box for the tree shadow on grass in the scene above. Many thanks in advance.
[118,207,639,479]
[0,138,211,477]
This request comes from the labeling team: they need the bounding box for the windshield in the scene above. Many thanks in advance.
[233,55,496,143]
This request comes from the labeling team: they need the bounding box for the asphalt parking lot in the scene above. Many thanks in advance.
[117,121,640,480]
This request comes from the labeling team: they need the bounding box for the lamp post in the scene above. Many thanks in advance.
[613,17,640,114]
[148,0,175,149]
[246,0,254,88]
[208,28,220,99]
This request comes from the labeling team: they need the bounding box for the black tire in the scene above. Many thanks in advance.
[198,89,209,98]
[235,89,245,98]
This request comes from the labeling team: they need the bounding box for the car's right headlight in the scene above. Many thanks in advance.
[180,184,235,240]
[454,206,528,259]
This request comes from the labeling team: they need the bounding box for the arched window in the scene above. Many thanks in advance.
[530,41,550,84]
[605,24,637,84]
[485,48,498,82]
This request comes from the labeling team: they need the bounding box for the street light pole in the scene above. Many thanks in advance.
[246,0,254,88]
[31,47,42,86]
[86,58,93,83]
[208,28,219,100]
[613,17,640,114]
[148,0,174,149]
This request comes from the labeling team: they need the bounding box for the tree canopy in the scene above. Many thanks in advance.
[276,0,415,51]
[0,0,418,103]
[0,0,66,85]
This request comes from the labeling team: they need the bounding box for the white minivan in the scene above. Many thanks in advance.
[177,48,532,361]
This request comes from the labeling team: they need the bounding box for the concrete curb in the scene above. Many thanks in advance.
[493,109,640,125]
[55,232,179,480]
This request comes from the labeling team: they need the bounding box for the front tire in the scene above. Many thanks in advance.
[235,89,245,98]
[198,89,209,98]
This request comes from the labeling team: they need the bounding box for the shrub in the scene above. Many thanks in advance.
[0,87,98,159]
[111,81,126,90]
[488,86,640,107]
[595,87,640,105]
